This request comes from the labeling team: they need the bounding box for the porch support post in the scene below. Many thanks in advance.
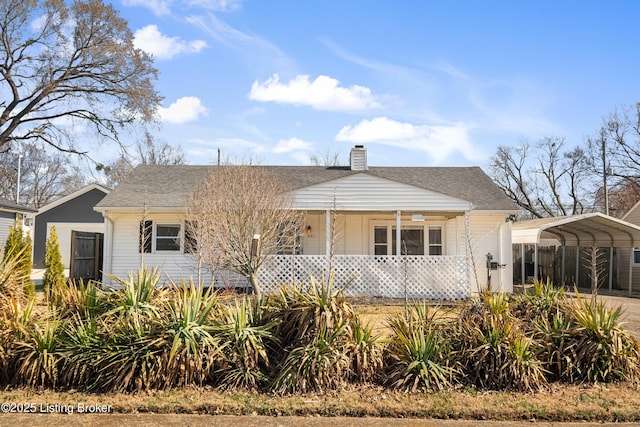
[520,243,525,288]
[396,210,402,256]
[465,210,472,294]
[608,247,614,292]
[325,209,331,257]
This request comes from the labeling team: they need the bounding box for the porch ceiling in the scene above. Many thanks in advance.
[511,213,640,248]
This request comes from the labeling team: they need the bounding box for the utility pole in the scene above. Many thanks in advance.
[16,148,23,204]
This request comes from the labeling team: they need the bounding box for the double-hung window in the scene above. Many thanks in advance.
[156,224,181,251]
[139,221,184,253]
[372,223,443,256]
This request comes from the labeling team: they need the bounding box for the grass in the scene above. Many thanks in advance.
[1,384,640,421]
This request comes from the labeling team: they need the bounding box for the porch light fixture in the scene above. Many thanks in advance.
[306,225,313,237]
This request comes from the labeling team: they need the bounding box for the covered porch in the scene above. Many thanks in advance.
[258,209,475,299]
[511,213,640,297]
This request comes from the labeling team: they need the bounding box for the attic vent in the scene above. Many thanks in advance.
[350,145,368,171]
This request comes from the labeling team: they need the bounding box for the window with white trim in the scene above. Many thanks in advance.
[634,248,640,264]
[372,223,443,256]
[155,224,181,251]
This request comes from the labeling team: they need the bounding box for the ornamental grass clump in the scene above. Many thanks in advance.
[384,304,458,392]
[269,272,383,394]
[565,295,640,383]
[212,296,278,390]
[453,292,547,392]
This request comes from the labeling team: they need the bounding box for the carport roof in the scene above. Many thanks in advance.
[511,213,640,248]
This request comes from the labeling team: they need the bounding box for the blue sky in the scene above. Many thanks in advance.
[108,0,640,168]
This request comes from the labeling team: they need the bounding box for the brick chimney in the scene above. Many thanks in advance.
[350,145,368,171]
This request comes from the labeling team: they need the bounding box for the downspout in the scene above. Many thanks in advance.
[102,211,114,283]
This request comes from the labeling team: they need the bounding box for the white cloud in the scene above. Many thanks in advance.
[158,97,208,124]
[336,117,480,164]
[249,74,382,112]
[122,0,171,16]
[134,25,207,60]
[185,0,242,11]
[272,137,313,154]
[186,15,297,74]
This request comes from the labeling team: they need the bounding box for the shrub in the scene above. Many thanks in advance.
[43,226,66,304]
[213,296,278,390]
[453,293,547,392]
[385,304,457,392]
[2,223,33,296]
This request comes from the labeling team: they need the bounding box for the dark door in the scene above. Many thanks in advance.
[69,231,104,282]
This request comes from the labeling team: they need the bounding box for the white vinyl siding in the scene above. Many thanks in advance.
[103,211,512,293]
[292,173,473,211]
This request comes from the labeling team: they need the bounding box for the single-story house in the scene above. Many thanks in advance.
[0,196,36,255]
[94,145,519,299]
[33,184,109,281]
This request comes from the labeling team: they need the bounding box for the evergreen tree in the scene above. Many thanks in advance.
[43,226,66,302]
[2,222,34,295]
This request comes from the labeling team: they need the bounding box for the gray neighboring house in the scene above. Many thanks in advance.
[33,184,109,280]
[95,145,519,298]
[0,196,36,255]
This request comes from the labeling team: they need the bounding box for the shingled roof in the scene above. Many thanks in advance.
[94,164,517,212]
[0,196,36,213]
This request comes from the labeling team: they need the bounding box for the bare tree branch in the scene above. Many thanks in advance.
[0,0,160,154]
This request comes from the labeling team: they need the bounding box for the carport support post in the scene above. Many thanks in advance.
[561,246,566,286]
[609,247,614,292]
[534,244,539,283]
[575,247,580,288]
[629,249,634,297]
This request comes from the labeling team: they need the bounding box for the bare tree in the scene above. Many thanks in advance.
[309,149,343,167]
[186,166,305,298]
[490,137,593,218]
[0,0,160,155]
[0,142,84,208]
[101,133,185,187]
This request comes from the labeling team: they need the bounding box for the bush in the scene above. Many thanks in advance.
[384,304,457,392]
[43,226,66,304]
[2,223,33,296]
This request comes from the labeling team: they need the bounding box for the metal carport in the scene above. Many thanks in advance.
[511,213,640,296]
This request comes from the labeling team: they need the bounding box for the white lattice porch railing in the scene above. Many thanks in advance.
[258,255,471,300]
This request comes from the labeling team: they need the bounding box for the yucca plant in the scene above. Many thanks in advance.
[92,331,166,392]
[160,280,222,388]
[533,306,576,381]
[453,293,547,392]
[567,296,640,383]
[212,296,278,390]
[49,279,106,320]
[385,306,457,392]
[271,323,350,394]
[511,279,566,323]
[59,313,103,388]
[105,267,168,335]
[12,319,63,389]
[344,316,383,383]
[271,272,355,350]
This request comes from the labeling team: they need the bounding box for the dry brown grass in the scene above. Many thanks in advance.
[1,383,639,421]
